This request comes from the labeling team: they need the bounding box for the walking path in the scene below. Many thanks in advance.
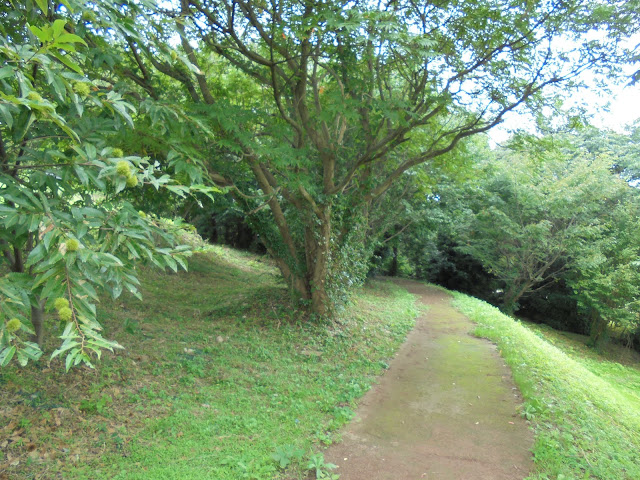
[324,280,534,479]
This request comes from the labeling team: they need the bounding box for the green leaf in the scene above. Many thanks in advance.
[28,24,50,43]
[17,348,29,367]
[35,0,48,15]
[163,255,178,272]
[50,51,83,74]
[40,276,64,303]
[65,349,79,371]
[0,346,16,367]
[56,33,87,46]
[74,165,89,185]
[0,66,13,80]
[0,104,14,129]
[52,19,66,38]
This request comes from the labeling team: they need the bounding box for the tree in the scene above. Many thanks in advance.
[567,197,640,345]
[0,1,214,369]
[124,0,638,315]
[450,132,640,316]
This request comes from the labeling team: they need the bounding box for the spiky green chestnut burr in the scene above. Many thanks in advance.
[58,307,73,322]
[65,238,80,252]
[116,160,131,176]
[6,318,21,333]
[73,82,91,97]
[126,175,138,188]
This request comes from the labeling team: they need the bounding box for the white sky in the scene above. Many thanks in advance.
[489,28,640,145]
[489,82,640,145]
[591,84,640,131]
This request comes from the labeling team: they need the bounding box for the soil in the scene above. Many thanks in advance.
[324,280,534,480]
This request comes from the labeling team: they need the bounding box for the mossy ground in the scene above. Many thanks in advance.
[0,245,417,480]
[325,281,533,480]
[453,292,640,480]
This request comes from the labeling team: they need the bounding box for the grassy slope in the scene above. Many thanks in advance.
[0,246,417,480]
[452,292,640,480]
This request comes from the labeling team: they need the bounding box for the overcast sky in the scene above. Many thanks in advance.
[489,80,640,146]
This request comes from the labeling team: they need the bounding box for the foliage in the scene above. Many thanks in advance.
[0,2,216,369]
[306,452,339,480]
[449,137,640,322]
[567,197,640,345]
[111,0,640,315]
[453,292,640,480]
[384,126,640,343]
[0,246,417,479]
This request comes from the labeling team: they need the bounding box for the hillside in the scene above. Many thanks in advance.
[454,293,640,480]
[0,246,416,480]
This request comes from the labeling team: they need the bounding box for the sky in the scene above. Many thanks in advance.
[489,28,640,146]
[489,81,640,145]
[591,84,640,131]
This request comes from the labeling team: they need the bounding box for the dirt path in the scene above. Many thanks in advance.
[324,280,534,480]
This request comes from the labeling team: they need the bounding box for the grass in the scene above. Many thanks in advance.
[0,245,417,480]
[452,292,640,480]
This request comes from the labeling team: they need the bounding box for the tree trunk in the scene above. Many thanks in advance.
[304,206,332,317]
[588,311,608,347]
[30,299,45,347]
[3,236,46,346]
[501,281,531,313]
[389,245,399,276]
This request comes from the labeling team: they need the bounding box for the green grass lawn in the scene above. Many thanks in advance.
[452,292,640,480]
[0,246,417,480]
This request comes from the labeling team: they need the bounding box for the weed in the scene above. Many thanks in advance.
[271,444,305,469]
[17,417,31,431]
[123,318,139,334]
[306,452,339,479]
[79,394,112,415]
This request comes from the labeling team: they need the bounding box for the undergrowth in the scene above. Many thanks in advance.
[0,246,417,480]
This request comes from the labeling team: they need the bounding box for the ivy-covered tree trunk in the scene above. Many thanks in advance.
[303,206,332,316]
[502,281,533,314]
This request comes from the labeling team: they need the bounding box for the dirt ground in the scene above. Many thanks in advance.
[324,280,534,480]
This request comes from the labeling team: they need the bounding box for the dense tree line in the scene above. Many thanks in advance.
[386,127,640,348]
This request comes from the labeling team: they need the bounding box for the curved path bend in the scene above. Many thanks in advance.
[324,280,534,480]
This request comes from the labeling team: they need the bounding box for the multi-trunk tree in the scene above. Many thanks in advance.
[122,0,637,315]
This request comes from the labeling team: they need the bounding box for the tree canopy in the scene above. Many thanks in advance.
[134,0,639,314]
